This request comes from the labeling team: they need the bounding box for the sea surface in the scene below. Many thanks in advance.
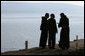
[1,2,84,52]
[1,16,84,52]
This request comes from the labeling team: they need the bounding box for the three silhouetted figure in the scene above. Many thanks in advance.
[39,13,70,50]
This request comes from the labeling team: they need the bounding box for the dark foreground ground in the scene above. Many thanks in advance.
[1,39,84,55]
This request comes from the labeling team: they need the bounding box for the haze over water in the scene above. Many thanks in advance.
[1,2,84,52]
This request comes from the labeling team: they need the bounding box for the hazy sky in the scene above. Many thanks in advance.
[1,1,84,7]
[1,1,84,18]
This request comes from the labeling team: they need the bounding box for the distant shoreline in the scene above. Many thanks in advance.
[1,39,84,55]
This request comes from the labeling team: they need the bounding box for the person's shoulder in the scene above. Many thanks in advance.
[42,16,45,19]
[42,16,46,21]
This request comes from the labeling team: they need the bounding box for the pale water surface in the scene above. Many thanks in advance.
[1,2,84,52]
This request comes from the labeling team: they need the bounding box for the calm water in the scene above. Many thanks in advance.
[1,16,84,52]
[1,2,84,52]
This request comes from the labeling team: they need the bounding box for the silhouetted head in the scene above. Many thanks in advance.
[60,13,68,19]
[50,13,55,19]
[60,13,65,18]
[45,13,49,18]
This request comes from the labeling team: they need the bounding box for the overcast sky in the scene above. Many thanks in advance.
[1,1,84,18]
[1,1,84,7]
